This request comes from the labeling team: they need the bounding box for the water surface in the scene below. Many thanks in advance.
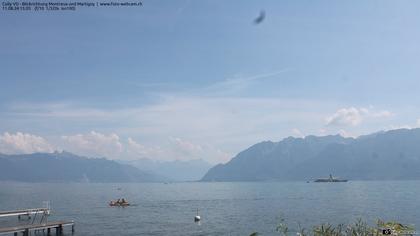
[0,181,419,235]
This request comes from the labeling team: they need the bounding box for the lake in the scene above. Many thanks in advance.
[0,181,419,235]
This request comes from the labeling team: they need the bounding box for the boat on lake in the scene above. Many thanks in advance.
[314,174,348,182]
[109,198,130,207]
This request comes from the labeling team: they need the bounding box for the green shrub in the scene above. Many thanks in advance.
[250,218,415,236]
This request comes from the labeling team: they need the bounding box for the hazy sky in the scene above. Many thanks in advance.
[1,0,420,163]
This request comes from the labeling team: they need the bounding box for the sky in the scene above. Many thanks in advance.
[1,0,420,164]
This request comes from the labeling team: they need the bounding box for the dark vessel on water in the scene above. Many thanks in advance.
[314,174,348,182]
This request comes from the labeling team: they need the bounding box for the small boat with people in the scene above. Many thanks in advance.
[109,198,130,207]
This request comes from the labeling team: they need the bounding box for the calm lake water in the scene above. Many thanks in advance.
[0,181,419,235]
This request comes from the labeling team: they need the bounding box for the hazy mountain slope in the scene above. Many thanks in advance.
[201,129,420,181]
[297,129,420,180]
[123,158,213,182]
[202,135,353,181]
[0,151,167,183]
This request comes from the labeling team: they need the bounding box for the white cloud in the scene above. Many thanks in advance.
[326,107,393,127]
[0,130,229,163]
[0,132,55,154]
[371,110,393,118]
[126,137,164,159]
[61,131,123,158]
[338,129,354,138]
[291,128,304,138]
[126,137,230,163]
[172,137,203,154]
[326,107,363,126]
[386,118,420,130]
[170,137,215,161]
[5,102,111,119]
[170,138,230,163]
[211,69,292,93]
[318,128,327,135]
[386,125,412,130]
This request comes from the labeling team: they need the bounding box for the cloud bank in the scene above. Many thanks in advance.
[0,132,55,154]
[326,107,393,127]
[61,131,123,158]
[0,131,230,164]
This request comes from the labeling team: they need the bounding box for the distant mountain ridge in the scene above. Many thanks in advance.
[123,158,213,182]
[201,128,420,181]
[0,151,167,183]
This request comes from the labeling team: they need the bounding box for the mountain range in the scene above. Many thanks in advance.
[3,128,420,183]
[122,158,212,182]
[201,128,420,181]
[0,151,167,183]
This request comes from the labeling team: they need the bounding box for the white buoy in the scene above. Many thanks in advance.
[194,209,201,222]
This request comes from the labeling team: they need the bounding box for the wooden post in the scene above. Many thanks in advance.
[58,224,63,235]
[47,227,51,235]
[72,223,75,233]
